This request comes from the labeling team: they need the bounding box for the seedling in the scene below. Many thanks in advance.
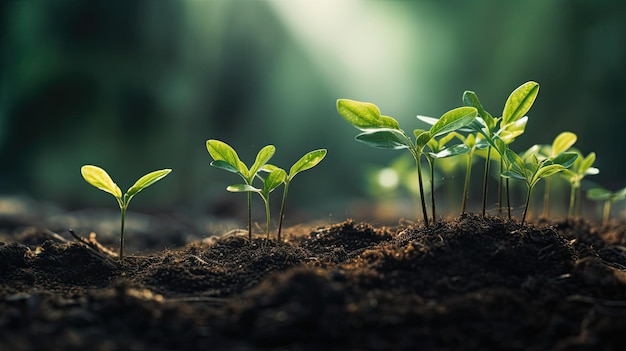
[227,168,286,239]
[502,147,577,225]
[337,99,477,226]
[268,149,327,241]
[539,132,577,218]
[206,140,275,240]
[587,186,626,226]
[80,165,172,258]
[449,132,489,213]
[464,81,538,217]
[561,151,598,219]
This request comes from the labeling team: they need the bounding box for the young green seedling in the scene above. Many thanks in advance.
[587,186,626,227]
[206,140,275,241]
[227,168,286,239]
[337,99,477,226]
[502,148,577,225]
[80,165,172,258]
[464,81,538,217]
[539,132,577,218]
[561,151,598,219]
[270,149,327,241]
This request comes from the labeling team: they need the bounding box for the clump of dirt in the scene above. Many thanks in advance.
[2,214,626,350]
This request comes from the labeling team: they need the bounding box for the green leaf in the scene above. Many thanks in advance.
[413,129,431,149]
[416,115,439,126]
[356,129,411,149]
[263,169,287,195]
[498,116,528,144]
[502,81,539,125]
[463,91,495,131]
[587,188,612,201]
[429,107,478,137]
[81,165,123,199]
[533,164,566,184]
[210,160,240,174]
[206,140,246,174]
[552,132,577,156]
[502,170,528,181]
[260,164,282,173]
[552,152,578,168]
[289,149,327,180]
[249,145,276,177]
[336,99,400,130]
[226,184,260,193]
[126,169,172,198]
[429,144,470,159]
[504,149,526,178]
[580,152,596,173]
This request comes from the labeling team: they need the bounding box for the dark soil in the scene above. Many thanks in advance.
[2,213,626,350]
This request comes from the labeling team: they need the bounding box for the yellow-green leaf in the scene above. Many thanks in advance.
[81,165,123,199]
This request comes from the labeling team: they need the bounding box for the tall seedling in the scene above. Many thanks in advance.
[207,139,275,240]
[464,81,538,217]
[81,165,172,258]
[502,148,577,225]
[540,132,577,218]
[562,151,598,219]
[337,99,477,226]
[587,186,626,227]
[270,149,327,241]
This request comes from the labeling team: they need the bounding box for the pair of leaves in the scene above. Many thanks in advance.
[587,186,626,203]
[207,139,274,183]
[337,99,477,153]
[81,165,172,208]
[502,149,577,188]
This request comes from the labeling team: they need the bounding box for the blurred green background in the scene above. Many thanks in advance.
[1,0,625,224]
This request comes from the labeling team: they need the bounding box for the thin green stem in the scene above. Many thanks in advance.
[482,147,492,217]
[506,178,511,220]
[568,185,576,219]
[461,151,473,214]
[576,186,582,219]
[543,178,551,218]
[277,181,290,242]
[521,185,533,226]
[498,158,503,214]
[415,156,429,227]
[247,192,252,241]
[603,200,611,227]
[120,206,126,258]
[430,159,436,224]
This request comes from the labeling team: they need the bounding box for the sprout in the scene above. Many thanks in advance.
[337,99,476,226]
[464,81,538,217]
[80,165,172,258]
[272,149,327,241]
[561,151,599,219]
[502,148,577,225]
[227,168,286,239]
[539,132,577,218]
[587,186,626,227]
[207,140,275,241]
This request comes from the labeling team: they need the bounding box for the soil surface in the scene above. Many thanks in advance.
[2,211,626,350]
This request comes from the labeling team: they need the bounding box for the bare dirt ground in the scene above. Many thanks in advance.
[2,209,626,350]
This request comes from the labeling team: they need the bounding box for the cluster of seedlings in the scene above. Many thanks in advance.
[81,145,326,257]
[80,81,623,259]
[337,81,620,227]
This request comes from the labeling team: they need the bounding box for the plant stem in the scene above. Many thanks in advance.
[603,200,611,227]
[481,147,492,217]
[277,181,290,242]
[575,186,582,219]
[498,158,503,214]
[568,185,576,219]
[415,156,429,227]
[506,178,511,219]
[247,192,252,241]
[120,206,126,258]
[461,151,473,214]
[521,185,533,226]
[430,159,436,224]
[543,178,551,218]
[264,198,271,239]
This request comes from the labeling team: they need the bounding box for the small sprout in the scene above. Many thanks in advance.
[227,168,286,239]
[562,151,599,219]
[80,165,172,258]
[274,149,327,241]
[207,139,275,240]
[502,148,577,225]
[540,132,577,218]
[587,186,626,227]
[464,81,538,217]
[337,98,476,226]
